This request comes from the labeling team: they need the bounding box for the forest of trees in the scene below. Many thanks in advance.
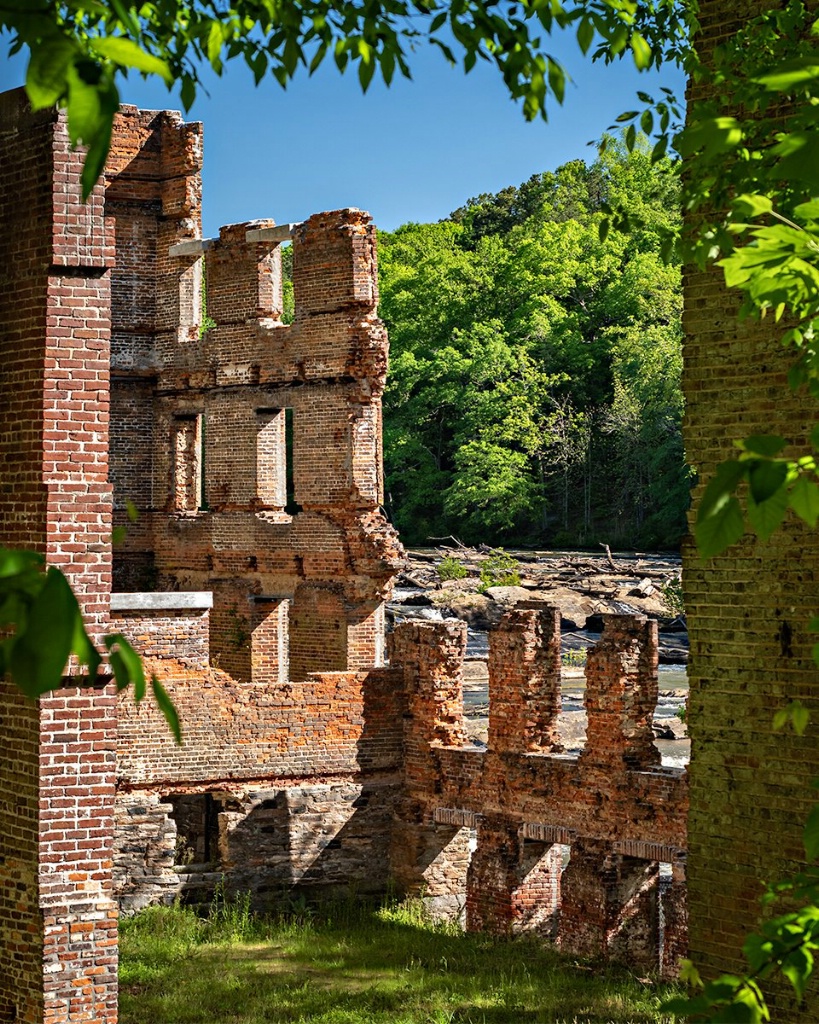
[376,140,688,552]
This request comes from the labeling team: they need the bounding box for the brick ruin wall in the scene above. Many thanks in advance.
[0,86,690,1019]
[0,92,118,1024]
[683,3,819,1019]
[111,600,687,977]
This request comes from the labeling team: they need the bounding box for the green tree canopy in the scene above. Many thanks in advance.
[2,0,685,197]
[379,141,686,549]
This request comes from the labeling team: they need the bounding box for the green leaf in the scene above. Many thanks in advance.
[699,460,746,518]
[576,17,594,55]
[72,609,101,684]
[777,700,811,736]
[0,549,44,577]
[696,492,745,558]
[771,132,819,189]
[748,460,788,503]
[740,435,787,457]
[794,200,819,222]
[806,804,819,861]
[90,37,172,83]
[79,78,118,200]
[677,116,743,159]
[8,567,77,697]
[104,633,146,702]
[625,123,636,151]
[755,57,819,92]
[733,194,774,218]
[358,55,376,92]
[650,133,666,163]
[65,63,102,146]
[640,108,654,135]
[792,702,811,736]
[782,945,814,1002]
[790,475,819,527]
[207,20,224,70]
[547,59,565,105]
[26,38,76,109]
[630,32,652,71]
[152,675,182,744]
[747,481,789,541]
[180,74,196,111]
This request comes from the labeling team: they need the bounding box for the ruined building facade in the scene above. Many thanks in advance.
[0,90,687,1023]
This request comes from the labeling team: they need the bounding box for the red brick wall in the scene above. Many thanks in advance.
[389,612,687,976]
[0,89,118,1023]
[111,608,210,669]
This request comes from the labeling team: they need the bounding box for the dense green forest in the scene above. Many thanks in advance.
[376,141,688,551]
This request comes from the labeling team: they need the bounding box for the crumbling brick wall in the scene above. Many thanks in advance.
[0,85,691,1019]
[389,611,688,977]
[105,127,403,681]
[114,640,406,911]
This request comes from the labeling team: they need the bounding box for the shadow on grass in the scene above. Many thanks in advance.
[119,899,680,1024]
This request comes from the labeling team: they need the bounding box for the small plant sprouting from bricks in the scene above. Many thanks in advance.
[227,605,250,652]
[676,702,687,725]
[478,549,521,593]
[437,555,468,583]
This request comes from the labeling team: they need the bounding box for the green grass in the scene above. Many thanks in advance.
[120,894,681,1024]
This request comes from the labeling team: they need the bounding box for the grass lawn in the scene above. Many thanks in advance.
[119,895,681,1024]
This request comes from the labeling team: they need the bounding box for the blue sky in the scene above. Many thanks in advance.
[1,36,684,235]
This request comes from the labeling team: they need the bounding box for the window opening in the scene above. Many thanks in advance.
[165,793,220,868]
[285,408,301,514]
[172,413,205,512]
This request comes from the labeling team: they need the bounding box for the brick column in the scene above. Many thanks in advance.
[487,606,562,754]
[466,815,521,934]
[560,840,660,971]
[661,854,688,979]
[582,614,660,769]
[387,620,467,790]
[466,816,563,937]
[0,91,118,1023]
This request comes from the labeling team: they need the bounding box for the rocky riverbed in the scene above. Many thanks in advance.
[387,547,689,768]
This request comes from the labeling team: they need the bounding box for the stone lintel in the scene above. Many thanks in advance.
[110,591,213,611]
[168,238,215,256]
[246,224,299,244]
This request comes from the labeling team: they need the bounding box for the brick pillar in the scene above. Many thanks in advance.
[487,606,562,754]
[204,219,283,325]
[582,614,660,769]
[466,817,563,937]
[512,837,563,937]
[661,854,688,979]
[466,815,521,934]
[560,840,660,970]
[0,91,118,1023]
[387,620,467,790]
